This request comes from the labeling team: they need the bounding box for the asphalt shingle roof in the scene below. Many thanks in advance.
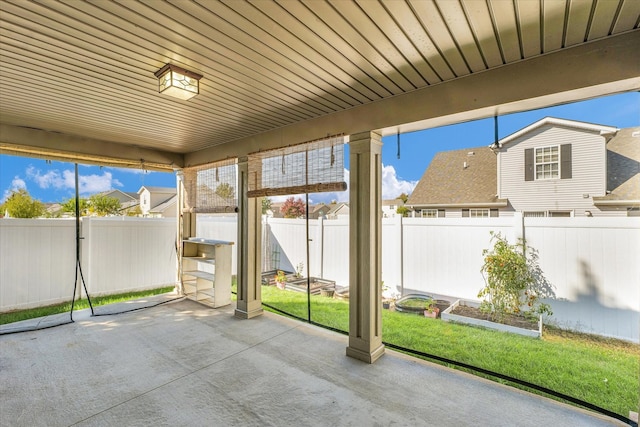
[406,146,502,207]
[596,126,640,202]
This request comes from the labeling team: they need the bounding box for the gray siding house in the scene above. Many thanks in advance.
[407,118,639,217]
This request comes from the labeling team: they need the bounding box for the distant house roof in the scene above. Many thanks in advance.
[382,199,404,207]
[326,202,349,216]
[99,189,137,202]
[407,146,506,208]
[594,126,640,206]
[149,195,178,213]
[137,186,176,195]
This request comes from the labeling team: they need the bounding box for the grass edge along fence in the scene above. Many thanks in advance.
[0,286,176,325]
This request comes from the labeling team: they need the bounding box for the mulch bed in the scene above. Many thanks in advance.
[451,304,539,331]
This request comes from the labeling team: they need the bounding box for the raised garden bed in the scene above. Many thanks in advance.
[442,299,542,338]
[261,270,294,285]
[394,294,451,318]
[285,277,336,295]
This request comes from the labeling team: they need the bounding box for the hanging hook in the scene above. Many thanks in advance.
[494,113,499,147]
[330,143,335,166]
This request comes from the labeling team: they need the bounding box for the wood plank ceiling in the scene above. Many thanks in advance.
[0,0,639,166]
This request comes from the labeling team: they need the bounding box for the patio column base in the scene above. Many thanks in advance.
[346,343,385,364]
[234,306,263,319]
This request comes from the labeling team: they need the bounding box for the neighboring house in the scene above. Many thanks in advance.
[382,199,404,218]
[407,146,505,218]
[408,118,639,218]
[138,186,177,217]
[326,202,349,220]
[44,203,63,217]
[100,189,139,214]
[309,203,330,219]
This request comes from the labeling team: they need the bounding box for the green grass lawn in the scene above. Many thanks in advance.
[0,286,176,325]
[260,284,639,418]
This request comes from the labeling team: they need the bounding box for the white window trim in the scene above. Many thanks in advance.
[469,208,489,218]
[535,145,560,181]
[524,210,573,217]
[421,209,438,218]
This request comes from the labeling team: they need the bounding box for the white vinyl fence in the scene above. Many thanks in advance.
[263,216,639,342]
[1,217,177,312]
[2,215,638,341]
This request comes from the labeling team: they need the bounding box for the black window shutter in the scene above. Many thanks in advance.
[490,209,499,217]
[561,144,572,179]
[462,209,469,217]
[524,148,534,181]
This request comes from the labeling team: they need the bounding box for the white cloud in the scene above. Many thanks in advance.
[107,166,151,175]
[27,166,66,189]
[61,170,122,194]
[381,164,417,200]
[24,166,122,195]
[1,176,27,203]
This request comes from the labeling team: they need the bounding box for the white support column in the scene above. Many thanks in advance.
[346,131,385,363]
[235,156,263,319]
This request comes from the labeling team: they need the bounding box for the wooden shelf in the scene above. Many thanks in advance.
[183,256,215,264]
[180,238,233,308]
[183,270,214,281]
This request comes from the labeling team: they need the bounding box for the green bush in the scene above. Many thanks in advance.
[479,232,553,321]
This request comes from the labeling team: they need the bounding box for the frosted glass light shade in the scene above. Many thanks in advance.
[154,64,202,100]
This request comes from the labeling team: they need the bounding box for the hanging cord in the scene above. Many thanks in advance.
[70,163,94,320]
[305,148,311,322]
[397,130,401,159]
[92,231,184,316]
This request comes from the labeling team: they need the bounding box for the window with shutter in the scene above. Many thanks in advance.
[560,144,572,179]
[534,146,559,179]
[524,148,534,181]
[462,209,469,217]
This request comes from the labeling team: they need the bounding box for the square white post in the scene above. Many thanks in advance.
[235,156,263,319]
[346,131,385,363]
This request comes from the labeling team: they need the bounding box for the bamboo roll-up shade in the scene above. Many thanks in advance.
[247,135,346,198]
[183,158,238,213]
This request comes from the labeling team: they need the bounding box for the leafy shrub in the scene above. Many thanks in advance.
[479,232,553,321]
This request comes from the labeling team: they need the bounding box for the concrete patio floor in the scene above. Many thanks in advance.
[0,296,626,427]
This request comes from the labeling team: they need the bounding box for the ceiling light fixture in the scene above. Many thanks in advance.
[154,63,202,100]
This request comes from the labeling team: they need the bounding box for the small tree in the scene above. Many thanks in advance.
[479,231,553,321]
[126,205,142,217]
[396,205,411,217]
[61,197,90,216]
[214,182,235,201]
[262,197,272,214]
[88,194,122,216]
[1,189,45,218]
[397,192,409,203]
[281,196,306,219]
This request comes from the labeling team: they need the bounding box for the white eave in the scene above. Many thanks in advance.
[408,200,509,209]
[592,198,640,207]
[497,117,619,148]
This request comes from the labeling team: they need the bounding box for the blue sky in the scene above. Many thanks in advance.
[1,92,638,205]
